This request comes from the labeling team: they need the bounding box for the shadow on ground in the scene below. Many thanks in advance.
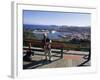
[23,58,61,69]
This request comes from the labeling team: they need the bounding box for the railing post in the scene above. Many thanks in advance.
[29,42,31,50]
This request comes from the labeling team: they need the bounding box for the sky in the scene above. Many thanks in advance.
[23,10,91,26]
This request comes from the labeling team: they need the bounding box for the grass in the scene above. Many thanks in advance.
[23,39,90,52]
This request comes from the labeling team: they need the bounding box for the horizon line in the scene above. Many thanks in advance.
[23,24,91,27]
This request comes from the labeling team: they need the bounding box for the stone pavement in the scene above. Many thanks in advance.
[23,50,90,69]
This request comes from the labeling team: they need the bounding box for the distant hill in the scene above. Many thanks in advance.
[57,26,90,33]
[23,24,90,33]
[23,24,58,31]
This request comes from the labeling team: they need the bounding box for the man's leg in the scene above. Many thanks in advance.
[48,49,52,61]
[44,47,48,60]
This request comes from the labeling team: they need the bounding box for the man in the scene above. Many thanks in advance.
[23,42,34,61]
[42,32,52,61]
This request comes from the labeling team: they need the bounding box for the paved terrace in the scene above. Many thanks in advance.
[23,47,90,69]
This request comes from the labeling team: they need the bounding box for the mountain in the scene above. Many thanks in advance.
[23,24,59,31]
[23,24,90,34]
[57,26,90,33]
